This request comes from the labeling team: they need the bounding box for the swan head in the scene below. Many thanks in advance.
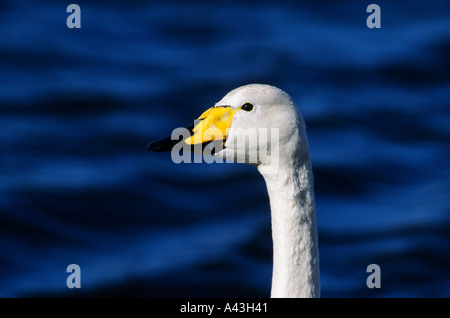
[147,84,308,169]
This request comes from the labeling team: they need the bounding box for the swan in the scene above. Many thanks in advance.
[147,84,320,298]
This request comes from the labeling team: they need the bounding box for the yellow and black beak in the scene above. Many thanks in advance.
[146,106,237,152]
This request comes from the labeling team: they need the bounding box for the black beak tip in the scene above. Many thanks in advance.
[146,141,159,152]
[147,122,194,153]
[146,136,176,152]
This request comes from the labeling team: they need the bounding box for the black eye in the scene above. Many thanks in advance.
[241,103,254,112]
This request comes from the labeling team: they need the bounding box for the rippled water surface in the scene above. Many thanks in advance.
[0,0,449,297]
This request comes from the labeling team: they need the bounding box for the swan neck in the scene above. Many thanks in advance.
[259,156,320,298]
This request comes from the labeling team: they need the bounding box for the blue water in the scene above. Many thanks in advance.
[0,0,449,297]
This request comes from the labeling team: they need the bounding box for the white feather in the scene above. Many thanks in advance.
[214,84,320,298]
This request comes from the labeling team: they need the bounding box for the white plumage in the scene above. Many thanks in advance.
[213,84,320,298]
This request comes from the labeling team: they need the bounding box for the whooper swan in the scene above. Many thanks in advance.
[147,84,320,298]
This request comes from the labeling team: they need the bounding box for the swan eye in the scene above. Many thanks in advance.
[241,103,254,112]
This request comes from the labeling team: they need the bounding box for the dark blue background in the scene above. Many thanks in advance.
[0,0,449,297]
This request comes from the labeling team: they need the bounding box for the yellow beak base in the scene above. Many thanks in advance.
[184,106,237,145]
